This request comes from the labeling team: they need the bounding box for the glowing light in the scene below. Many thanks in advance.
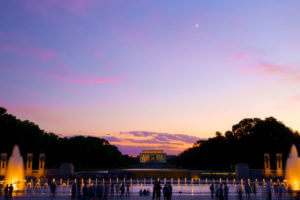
[5,145,25,190]
[286,145,300,190]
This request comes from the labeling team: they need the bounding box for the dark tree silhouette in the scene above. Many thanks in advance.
[0,107,134,170]
[176,117,298,170]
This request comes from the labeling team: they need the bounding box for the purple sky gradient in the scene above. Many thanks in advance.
[1,0,300,155]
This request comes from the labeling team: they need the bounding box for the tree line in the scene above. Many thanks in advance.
[0,107,134,170]
[175,117,300,170]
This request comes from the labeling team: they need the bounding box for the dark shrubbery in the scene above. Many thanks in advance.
[176,117,299,170]
[0,107,133,170]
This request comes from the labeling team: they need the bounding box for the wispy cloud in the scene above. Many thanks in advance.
[0,44,58,61]
[243,62,300,82]
[32,69,124,85]
[102,131,202,155]
[0,32,59,61]
[26,0,96,15]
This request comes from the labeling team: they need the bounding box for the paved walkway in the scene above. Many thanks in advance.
[2,194,286,200]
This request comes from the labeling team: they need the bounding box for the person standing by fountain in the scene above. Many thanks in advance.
[210,183,215,199]
[76,182,82,199]
[224,183,229,200]
[110,182,114,197]
[125,182,130,197]
[152,180,157,200]
[4,184,9,200]
[156,181,162,200]
[245,182,251,200]
[266,183,272,200]
[163,184,167,200]
[71,183,77,199]
[215,183,219,199]
[116,182,120,197]
[120,183,125,198]
[251,182,256,199]
[104,182,109,200]
[8,184,13,200]
[219,184,224,200]
[237,184,243,200]
[166,182,172,200]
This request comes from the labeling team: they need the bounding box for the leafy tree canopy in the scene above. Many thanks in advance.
[0,107,133,170]
[176,117,299,170]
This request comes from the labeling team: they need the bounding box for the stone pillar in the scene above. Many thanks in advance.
[264,153,271,176]
[276,153,283,177]
[38,153,45,177]
[26,153,33,176]
[0,153,7,176]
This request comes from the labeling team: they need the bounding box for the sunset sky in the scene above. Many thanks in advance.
[1,0,300,155]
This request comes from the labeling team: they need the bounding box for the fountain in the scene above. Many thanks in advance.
[5,145,25,190]
[285,145,300,190]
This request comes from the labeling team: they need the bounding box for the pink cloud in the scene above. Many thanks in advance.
[102,131,202,156]
[231,52,250,59]
[244,62,294,75]
[27,0,97,15]
[288,95,300,103]
[71,77,124,84]
[242,62,300,82]
[251,62,291,75]
[32,69,124,85]
[0,44,58,61]
[94,50,105,59]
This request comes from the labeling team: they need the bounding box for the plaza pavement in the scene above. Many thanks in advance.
[5,194,275,200]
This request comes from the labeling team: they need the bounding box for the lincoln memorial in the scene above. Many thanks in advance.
[139,150,167,163]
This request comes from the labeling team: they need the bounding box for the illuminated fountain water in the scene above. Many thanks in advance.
[285,145,300,190]
[5,145,25,190]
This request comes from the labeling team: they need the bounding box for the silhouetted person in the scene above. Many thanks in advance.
[163,184,167,200]
[104,183,109,200]
[219,184,224,200]
[288,184,293,200]
[153,180,157,200]
[71,183,77,199]
[90,184,96,198]
[166,183,172,200]
[279,184,285,199]
[224,183,229,200]
[245,183,251,199]
[0,184,2,198]
[111,182,114,196]
[237,184,243,200]
[82,184,88,200]
[76,182,81,199]
[120,183,125,198]
[8,184,13,200]
[266,183,272,200]
[215,183,219,199]
[210,183,215,199]
[125,183,130,197]
[50,182,56,197]
[96,183,103,199]
[251,183,256,198]
[275,183,280,199]
[156,181,162,200]
[4,184,9,200]
[116,182,120,196]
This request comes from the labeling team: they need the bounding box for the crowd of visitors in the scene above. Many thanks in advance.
[1,179,300,200]
[0,184,13,200]
[152,181,173,200]
[210,181,298,200]
[69,182,129,200]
